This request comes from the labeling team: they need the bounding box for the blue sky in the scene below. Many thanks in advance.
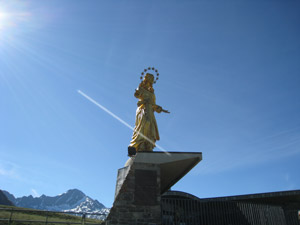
[0,0,300,207]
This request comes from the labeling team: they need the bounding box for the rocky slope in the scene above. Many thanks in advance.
[0,190,14,206]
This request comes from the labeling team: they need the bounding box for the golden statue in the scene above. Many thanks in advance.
[129,68,169,152]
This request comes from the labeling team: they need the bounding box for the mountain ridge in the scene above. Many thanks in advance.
[3,189,109,220]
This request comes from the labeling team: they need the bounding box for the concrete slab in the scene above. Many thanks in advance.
[125,151,202,194]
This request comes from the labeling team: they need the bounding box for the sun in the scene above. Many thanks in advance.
[0,10,9,30]
[0,5,18,33]
[0,3,31,34]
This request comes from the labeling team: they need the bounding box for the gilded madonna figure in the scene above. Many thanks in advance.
[129,72,169,152]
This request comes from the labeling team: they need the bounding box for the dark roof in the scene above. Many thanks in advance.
[202,190,300,205]
[162,190,201,201]
[163,190,300,207]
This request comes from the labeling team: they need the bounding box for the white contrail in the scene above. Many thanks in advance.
[77,90,170,155]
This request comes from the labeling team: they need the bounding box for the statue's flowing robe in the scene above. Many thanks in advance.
[129,87,160,151]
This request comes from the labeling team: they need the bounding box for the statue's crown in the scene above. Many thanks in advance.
[140,67,159,84]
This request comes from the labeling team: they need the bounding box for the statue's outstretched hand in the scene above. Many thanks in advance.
[161,109,170,113]
[154,105,170,113]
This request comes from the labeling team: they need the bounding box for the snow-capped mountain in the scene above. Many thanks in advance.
[3,189,109,220]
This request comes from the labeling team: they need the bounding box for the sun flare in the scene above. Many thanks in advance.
[0,10,10,30]
[0,3,31,34]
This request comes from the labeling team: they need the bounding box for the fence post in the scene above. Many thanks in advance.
[45,211,49,225]
[81,213,86,225]
[8,208,13,225]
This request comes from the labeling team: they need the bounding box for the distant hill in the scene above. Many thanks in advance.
[3,189,109,220]
[0,190,14,206]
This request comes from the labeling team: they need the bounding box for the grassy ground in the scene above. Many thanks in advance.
[0,205,104,225]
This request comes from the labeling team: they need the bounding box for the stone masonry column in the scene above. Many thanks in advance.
[106,162,161,225]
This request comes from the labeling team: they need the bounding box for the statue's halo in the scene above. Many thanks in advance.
[140,67,159,84]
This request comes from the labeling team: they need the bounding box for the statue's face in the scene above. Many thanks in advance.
[145,73,154,85]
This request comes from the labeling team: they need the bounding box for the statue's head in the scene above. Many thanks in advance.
[144,73,154,85]
[140,73,155,92]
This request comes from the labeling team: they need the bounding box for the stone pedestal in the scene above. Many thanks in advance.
[106,151,202,225]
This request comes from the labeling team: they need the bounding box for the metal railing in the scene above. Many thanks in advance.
[0,207,106,225]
